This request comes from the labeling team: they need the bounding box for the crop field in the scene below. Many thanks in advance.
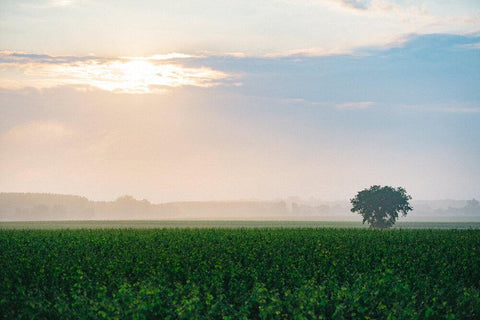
[1,228,480,319]
[1,220,480,229]
[0,220,366,230]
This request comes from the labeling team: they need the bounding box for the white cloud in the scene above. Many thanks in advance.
[324,0,427,15]
[3,0,478,58]
[401,103,480,113]
[0,52,233,94]
[264,47,352,58]
[459,42,480,50]
[336,101,375,109]
[48,0,75,6]
[319,0,479,33]
[265,1,479,58]
[121,53,198,61]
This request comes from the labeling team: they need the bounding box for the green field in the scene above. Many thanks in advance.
[1,220,480,229]
[1,228,479,319]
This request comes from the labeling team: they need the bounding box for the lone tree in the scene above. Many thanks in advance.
[350,185,412,228]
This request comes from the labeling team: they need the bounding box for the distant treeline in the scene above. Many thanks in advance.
[0,193,479,221]
[0,193,289,221]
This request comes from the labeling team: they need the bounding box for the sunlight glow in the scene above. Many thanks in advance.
[61,59,228,94]
[0,53,230,94]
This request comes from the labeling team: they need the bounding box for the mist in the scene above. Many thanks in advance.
[1,84,479,204]
[1,193,479,222]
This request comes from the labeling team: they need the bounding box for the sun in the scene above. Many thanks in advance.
[4,53,228,94]
[119,60,158,84]
[80,58,217,94]
[106,60,162,93]
[68,59,174,94]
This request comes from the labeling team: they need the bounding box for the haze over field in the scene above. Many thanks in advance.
[1,1,479,211]
[1,193,479,222]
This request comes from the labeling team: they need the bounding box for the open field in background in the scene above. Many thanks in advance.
[1,220,480,229]
[1,228,479,318]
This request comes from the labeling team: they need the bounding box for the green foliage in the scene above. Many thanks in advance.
[1,228,479,319]
[351,185,413,228]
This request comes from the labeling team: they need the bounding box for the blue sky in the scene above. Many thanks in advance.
[0,1,479,201]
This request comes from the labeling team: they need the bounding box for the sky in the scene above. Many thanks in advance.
[0,0,479,202]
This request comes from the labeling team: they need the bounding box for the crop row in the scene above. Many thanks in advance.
[1,228,479,319]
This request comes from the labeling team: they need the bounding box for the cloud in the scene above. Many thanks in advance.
[325,0,425,14]
[401,103,480,114]
[264,47,352,58]
[336,101,375,110]
[120,53,199,61]
[48,0,76,7]
[258,1,479,58]
[459,42,480,50]
[18,0,87,9]
[0,51,99,64]
[0,52,233,94]
[321,0,479,34]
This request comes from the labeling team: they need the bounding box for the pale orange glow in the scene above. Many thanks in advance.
[0,54,230,94]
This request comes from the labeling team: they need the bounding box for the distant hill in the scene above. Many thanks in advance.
[0,193,479,222]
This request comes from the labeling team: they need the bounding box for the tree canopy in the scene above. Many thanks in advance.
[350,185,412,228]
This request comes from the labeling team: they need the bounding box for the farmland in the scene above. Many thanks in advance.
[1,220,480,229]
[1,228,480,319]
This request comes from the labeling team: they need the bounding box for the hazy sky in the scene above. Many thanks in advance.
[1,0,479,202]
